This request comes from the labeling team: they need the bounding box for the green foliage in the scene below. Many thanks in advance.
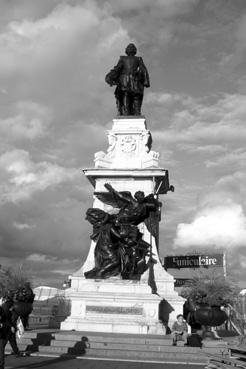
[181,271,238,307]
[0,265,32,299]
[54,296,71,317]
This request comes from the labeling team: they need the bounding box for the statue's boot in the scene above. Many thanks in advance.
[122,92,131,115]
[132,94,143,116]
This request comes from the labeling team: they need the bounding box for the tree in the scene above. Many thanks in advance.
[0,265,32,299]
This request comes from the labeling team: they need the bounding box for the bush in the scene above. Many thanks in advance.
[181,271,238,307]
[0,265,33,301]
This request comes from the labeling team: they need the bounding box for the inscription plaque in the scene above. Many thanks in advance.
[86,305,143,315]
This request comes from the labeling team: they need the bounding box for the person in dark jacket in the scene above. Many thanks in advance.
[1,294,22,358]
[14,283,35,329]
[0,304,12,369]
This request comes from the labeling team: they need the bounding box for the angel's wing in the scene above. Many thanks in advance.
[94,190,133,209]
[143,194,161,250]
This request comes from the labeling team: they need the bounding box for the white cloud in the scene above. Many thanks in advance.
[0,3,98,74]
[0,149,79,203]
[0,1,131,133]
[0,101,52,140]
[13,222,35,230]
[0,0,245,286]
[26,253,58,262]
[205,149,246,169]
[221,14,246,66]
[151,93,246,146]
[216,171,246,192]
[146,92,182,105]
[177,143,227,154]
[0,3,129,77]
[26,254,77,264]
[239,255,246,269]
[103,0,198,18]
[174,201,246,249]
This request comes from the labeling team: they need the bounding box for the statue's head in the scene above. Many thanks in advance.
[86,208,109,225]
[134,191,145,202]
[125,43,137,56]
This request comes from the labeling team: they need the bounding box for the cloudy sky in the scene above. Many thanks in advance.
[1,0,246,288]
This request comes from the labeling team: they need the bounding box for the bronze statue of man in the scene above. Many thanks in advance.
[105,43,150,116]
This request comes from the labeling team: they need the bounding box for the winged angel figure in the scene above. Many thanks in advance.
[84,184,161,280]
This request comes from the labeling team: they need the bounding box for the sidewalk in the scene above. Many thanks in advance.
[5,355,205,369]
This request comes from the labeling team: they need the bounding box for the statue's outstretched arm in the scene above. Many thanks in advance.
[104,183,132,204]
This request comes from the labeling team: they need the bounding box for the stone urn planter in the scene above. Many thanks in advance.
[194,305,228,327]
[194,305,228,339]
[181,273,237,339]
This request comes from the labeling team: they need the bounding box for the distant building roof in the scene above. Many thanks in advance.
[34,286,63,301]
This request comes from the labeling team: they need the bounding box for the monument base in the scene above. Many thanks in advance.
[61,278,166,335]
[61,116,185,334]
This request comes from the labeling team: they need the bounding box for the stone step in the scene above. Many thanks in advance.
[17,332,39,339]
[54,335,170,346]
[51,339,176,350]
[53,331,228,348]
[54,331,171,344]
[51,340,79,347]
[6,330,56,354]
[87,347,209,361]
[46,341,227,356]
[90,341,227,354]
[16,338,33,344]
[39,331,226,362]
[6,343,30,352]
[5,328,228,365]
[46,338,227,356]
[39,346,69,354]
[93,334,171,344]
[38,345,208,362]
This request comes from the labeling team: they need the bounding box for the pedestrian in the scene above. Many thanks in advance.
[13,284,34,330]
[171,314,188,346]
[20,283,35,330]
[0,301,17,369]
[0,304,8,369]
[1,293,22,357]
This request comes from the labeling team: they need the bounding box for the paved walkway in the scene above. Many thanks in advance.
[5,355,206,369]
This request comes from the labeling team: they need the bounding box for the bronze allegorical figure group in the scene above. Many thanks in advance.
[84,184,161,280]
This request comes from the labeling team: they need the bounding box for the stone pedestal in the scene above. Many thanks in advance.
[61,117,184,334]
[61,279,165,334]
[94,117,159,169]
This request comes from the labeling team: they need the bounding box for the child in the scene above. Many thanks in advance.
[171,314,188,346]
